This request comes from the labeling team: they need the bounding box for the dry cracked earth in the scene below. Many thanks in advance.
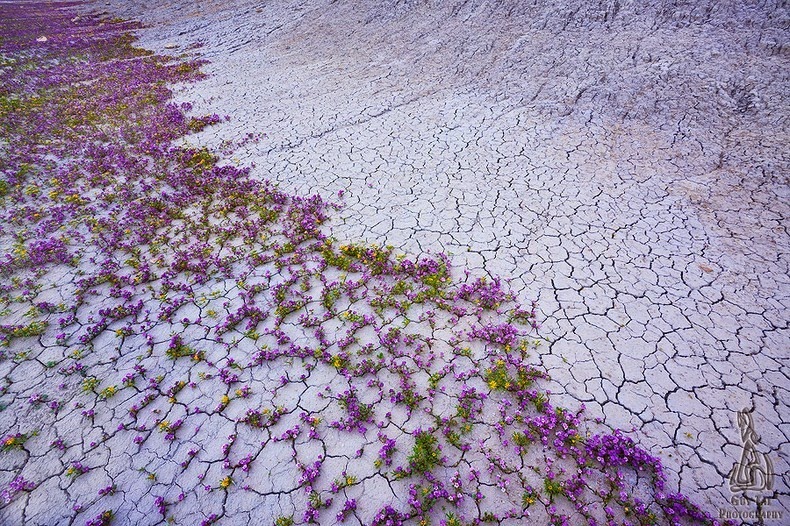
[1,0,788,525]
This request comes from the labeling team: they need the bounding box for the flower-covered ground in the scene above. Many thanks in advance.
[0,2,737,525]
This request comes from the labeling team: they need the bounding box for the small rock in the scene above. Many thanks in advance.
[164,43,179,49]
[36,36,48,43]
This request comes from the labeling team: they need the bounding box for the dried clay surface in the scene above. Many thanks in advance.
[1,1,788,525]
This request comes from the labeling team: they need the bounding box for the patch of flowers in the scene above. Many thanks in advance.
[0,475,35,504]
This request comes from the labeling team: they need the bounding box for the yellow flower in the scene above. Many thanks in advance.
[220,476,232,489]
[488,380,498,390]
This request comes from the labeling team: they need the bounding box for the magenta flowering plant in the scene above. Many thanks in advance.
[0,475,35,504]
[84,510,113,526]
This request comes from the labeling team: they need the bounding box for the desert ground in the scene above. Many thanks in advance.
[0,1,787,524]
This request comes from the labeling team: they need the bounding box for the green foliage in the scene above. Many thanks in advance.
[165,340,195,360]
[81,376,100,392]
[321,284,342,311]
[1,432,29,452]
[408,430,441,473]
[544,477,563,498]
[98,385,117,400]
[428,372,443,390]
[522,489,538,508]
[484,359,512,391]
[0,320,48,341]
[512,431,533,448]
[534,392,548,413]
[183,148,216,171]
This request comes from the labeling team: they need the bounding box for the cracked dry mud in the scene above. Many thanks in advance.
[1,1,787,525]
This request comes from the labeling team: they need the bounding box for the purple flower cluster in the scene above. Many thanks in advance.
[370,505,409,526]
[84,510,113,526]
[586,429,666,489]
[456,276,509,309]
[1,475,35,504]
[468,322,520,347]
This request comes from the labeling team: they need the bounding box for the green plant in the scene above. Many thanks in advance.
[81,376,100,392]
[544,478,563,498]
[98,385,117,399]
[408,430,441,473]
[512,431,532,448]
[522,489,538,508]
[481,511,498,522]
[1,432,29,452]
[484,359,513,391]
[165,340,194,360]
